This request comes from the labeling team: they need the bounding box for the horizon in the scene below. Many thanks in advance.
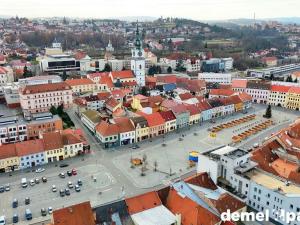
[1,0,300,21]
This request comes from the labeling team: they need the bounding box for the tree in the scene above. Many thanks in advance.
[140,86,149,96]
[103,63,112,72]
[167,66,172,73]
[294,78,298,83]
[62,71,68,81]
[157,66,162,74]
[148,66,156,75]
[57,104,64,116]
[50,106,57,115]
[23,65,32,78]
[264,105,272,118]
[286,75,293,82]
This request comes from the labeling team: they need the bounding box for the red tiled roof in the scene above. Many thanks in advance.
[213,193,246,214]
[95,120,119,136]
[105,97,120,109]
[0,144,17,160]
[146,76,157,83]
[227,95,243,104]
[262,56,277,62]
[99,75,114,88]
[110,70,134,79]
[21,82,71,94]
[42,132,63,150]
[160,99,178,109]
[125,191,162,215]
[16,139,44,156]
[238,92,252,102]
[166,52,190,60]
[88,72,109,79]
[111,89,126,99]
[210,89,235,96]
[148,95,163,104]
[232,79,247,89]
[288,86,300,94]
[65,78,94,86]
[271,85,291,93]
[171,104,188,115]
[196,100,212,111]
[97,92,111,101]
[141,112,165,127]
[122,81,137,87]
[114,117,135,133]
[185,173,218,190]
[156,75,177,84]
[53,201,95,225]
[185,104,200,116]
[159,110,176,122]
[179,93,194,101]
[62,133,82,145]
[0,66,8,74]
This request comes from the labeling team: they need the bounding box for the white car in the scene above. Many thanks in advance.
[29,179,35,186]
[48,207,53,214]
[35,168,45,173]
[52,185,57,192]
[68,181,74,189]
[0,215,5,225]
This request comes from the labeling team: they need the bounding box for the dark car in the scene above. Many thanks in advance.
[0,186,4,193]
[25,197,30,205]
[12,213,19,223]
[67,171,72,177]
[59,189,65,197]
[12,199,18,208]
[65,188,70,196]
[59,163,69,168]
[42,177,47,183]
[41,208,47,216]
[75,185,81,192]
[77,179,82,186]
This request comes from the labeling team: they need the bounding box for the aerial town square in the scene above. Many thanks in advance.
[1,0,300,225]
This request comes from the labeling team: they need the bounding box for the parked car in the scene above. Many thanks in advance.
[25,197,30,205]
[67,171,72,177]
[29,180,35,186]
[0,216,5,225]
[34,178,40,184]
[59,189,65,197]
[0,186,4,193]
[59,163,69,168]
[72,168,77,175]
[75,185,80,192]
[42,177,47,183]
[35,168,45,173]
[67,181,73,189]
[12,199,18,208]
[25,209,32,220]
[41,208,47,216]
[77,179,82,186]
[65,188,70,196]
[52,185,57,192]
[59,173,65,178]
[5,184,10,192]
[12,214,18,223]
[48,207,53,214]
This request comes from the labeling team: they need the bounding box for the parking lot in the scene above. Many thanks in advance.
[0,163,116,224]
[0,104,299,224]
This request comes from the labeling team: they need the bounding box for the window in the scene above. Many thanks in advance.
[290,204,294,210]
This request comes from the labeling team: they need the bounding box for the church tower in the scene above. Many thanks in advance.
[131,22,145,87]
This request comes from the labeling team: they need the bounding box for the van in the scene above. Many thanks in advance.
[25,209,32,220]
[21,178,27,188]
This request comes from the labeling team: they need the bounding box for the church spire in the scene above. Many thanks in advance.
[134,21,142,50]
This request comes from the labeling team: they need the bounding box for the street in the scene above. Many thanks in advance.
[0,104,299,224]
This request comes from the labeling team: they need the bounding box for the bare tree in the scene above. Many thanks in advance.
[154,160,158,172]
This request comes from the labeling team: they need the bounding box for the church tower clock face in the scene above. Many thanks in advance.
[138,51,143,57]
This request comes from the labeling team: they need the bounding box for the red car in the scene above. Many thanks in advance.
[72,168,77,175]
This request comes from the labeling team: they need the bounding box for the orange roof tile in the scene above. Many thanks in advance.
[210,89,235,96]
[95,120,119,136]
[185,104,200,116]
[140,112,165,127]
[21,82,71,94]
[110,70,134,79]
[99,75,114,88]
[16,139,44,156]
[53,201,95,225]
[179,93,194,100]
[65,78,94,86]
[288,86,300,94]
[271,85,291,93]
[232,79,247,89]
[125,191,162,215]
[42,132,63,150]
[0,144,17,160]
[114,117,135,133]
[270,158,299,179]
[238,92,252,102]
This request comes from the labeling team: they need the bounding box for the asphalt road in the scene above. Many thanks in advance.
[0,104,298,224]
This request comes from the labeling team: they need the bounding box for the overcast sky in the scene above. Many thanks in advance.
[1,0,300,20]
